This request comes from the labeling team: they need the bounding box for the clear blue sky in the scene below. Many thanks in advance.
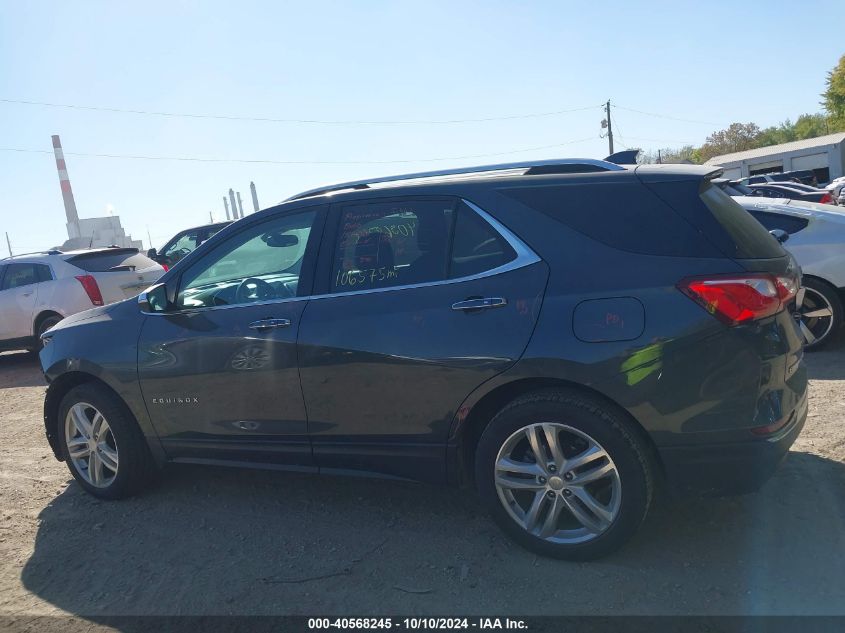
[2,0,843,252]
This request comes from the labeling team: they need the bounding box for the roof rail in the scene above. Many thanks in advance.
[1,249,63,261]
[285,158,625,201]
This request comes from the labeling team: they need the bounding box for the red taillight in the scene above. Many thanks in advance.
[820,193,833,204]
[161,264,169,272]
[678,273,798,326]
[75,275,104,306]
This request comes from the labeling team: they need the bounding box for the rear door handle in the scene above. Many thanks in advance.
[451,297,507,312]
[248,318,291,330]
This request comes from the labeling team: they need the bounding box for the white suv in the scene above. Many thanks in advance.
[0,248,164,352]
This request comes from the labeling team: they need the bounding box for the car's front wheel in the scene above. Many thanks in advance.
[58,383,155,499]
[475,389,653,560]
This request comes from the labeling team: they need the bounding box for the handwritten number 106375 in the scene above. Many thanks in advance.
[336,266,399,288]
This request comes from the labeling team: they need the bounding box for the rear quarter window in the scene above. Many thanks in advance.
[67,249,159,272]
[499,181,721,257]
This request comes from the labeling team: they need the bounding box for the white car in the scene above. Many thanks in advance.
[734,196,845,349]
[0,247,164,352]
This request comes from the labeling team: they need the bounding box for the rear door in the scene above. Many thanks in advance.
[0,263,41,340]
[298,197,548,482]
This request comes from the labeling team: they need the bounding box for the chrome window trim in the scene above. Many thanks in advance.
[142,199,541,316]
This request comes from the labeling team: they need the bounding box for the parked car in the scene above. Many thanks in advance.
[767,182,828,194]
[148,221,231,269]
[735,196,845,349]
[739,170,819,187]
[712,178,753,196]
[825,176,845,202]
[747,183,835,204]
[0,247,164,352]
[40,159,807,560]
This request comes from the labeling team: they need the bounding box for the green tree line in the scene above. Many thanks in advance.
[640,54,845,164]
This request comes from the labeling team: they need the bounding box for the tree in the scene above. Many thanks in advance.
[822,54,845,127]
[699,122,761,161]
[793,113,830,139]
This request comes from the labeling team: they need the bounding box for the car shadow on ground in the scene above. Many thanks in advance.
[0,351,45,389]
[20,449,845,619]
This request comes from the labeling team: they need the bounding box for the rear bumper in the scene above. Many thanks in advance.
[658,389,808,496]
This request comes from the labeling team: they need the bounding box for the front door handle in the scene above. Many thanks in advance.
[248,318,291,330]
[451,297,507,312]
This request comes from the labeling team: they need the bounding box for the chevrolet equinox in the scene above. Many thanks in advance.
[39,159,808,560]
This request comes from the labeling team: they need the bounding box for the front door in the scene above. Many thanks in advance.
[298,197,548,482]
[138,205,326,467]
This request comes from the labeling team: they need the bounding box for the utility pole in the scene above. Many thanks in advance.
[5,232,12,257]
[658,149,662,164]
[146,225,153,250]
[605,100,614,156]
[209,211,214,223]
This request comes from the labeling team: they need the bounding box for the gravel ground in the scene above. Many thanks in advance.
[0,348,843,618]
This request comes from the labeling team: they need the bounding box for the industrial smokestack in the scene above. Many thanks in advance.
[250,181,259,213]
[236,192,245,218]
[223,196,231,220]
[228,189,239,220]
[52,135,81,239]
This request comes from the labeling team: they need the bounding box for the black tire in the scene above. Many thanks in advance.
[27,314,62,354]
[475,389,653,561]
[798,277,843,351]
[58,383,156,499]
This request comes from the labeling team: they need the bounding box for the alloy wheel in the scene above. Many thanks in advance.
[494,423,621,544]
[794,286,835,347]
[64,402,119,488]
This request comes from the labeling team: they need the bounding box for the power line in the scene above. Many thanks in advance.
[0,137,598,166]
[0,98,603,126]
[612,104,718,126]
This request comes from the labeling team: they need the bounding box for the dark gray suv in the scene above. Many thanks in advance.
[39,159,808,560]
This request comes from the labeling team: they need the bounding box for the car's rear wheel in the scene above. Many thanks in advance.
[58,383,155,499]
[795,278,842,351]
[29,314,62,352]
[475,389,653,560]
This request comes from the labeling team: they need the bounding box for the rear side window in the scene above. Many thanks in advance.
[500,182,721,257]
[331,200,454,292]
[449,201,516,278]
[1,263,40,289]
[699,183,785,259]
[68,249,158,272]
[748,210,809,235]
[36,264,53,282]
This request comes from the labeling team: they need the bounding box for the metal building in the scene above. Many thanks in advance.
[705,132,845,183]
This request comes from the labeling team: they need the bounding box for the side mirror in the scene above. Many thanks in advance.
[138,283,170,313]
[770,229,790,244]
[147,248,158,258]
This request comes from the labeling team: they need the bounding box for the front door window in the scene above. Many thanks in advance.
[177,210,316,309]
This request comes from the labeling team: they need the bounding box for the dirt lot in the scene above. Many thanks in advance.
[0,349,843,618]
